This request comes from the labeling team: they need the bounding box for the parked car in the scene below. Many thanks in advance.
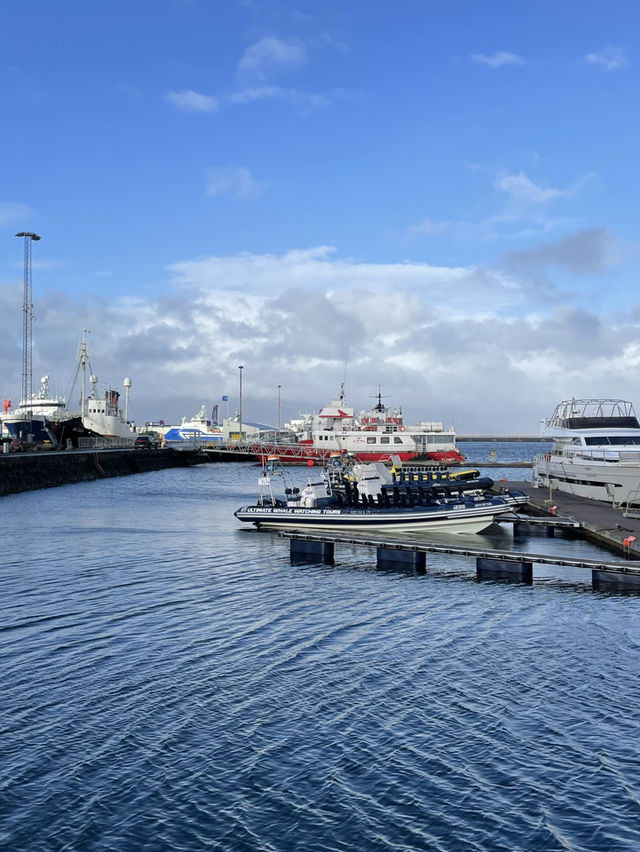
[134,435,158,449]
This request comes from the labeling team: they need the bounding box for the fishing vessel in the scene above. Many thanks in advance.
[235,457,526,533]
[532,398,640,506]
[2,375,66,444]
[162,405,224,448]
[265,386,464,465]
[49,332,136,446]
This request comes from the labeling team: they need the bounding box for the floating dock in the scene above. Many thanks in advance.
[277,528,640,592]
[239,479,640,593]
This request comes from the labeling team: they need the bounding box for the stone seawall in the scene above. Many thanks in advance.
[0,448,206,497]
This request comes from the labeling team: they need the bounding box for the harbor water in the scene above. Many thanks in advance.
[2,446,640,851]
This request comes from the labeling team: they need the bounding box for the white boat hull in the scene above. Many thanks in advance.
[235,501,514,534]
[533,457,640,505]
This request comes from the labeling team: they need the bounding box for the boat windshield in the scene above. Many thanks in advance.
[584,436,640,446]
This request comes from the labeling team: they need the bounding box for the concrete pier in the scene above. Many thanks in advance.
[0,447,205,496]
[506,481,640,560]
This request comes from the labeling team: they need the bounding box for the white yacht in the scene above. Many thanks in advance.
[532,398,640,506]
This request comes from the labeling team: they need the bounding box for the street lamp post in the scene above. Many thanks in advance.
[238,365,244,440]
[277,384,281,430]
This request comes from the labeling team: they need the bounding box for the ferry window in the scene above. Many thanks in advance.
[393,436,403,444]
[366,437,376,444]
[380,437,390,444]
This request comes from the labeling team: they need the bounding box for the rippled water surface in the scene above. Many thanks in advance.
[2,456,640,851]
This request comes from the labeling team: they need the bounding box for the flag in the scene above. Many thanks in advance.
[221,395,229,402]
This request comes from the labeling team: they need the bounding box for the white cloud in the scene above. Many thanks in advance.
[0,202,33,227]
[3,247,639,433]
[229,86,327,110]
[165,89,218,113]
[585,46,629,71]
[229,85,361,114]
[238,37,306,78]
[167,246,525,312]
[470,51,524,68]
[496,171,597,205]
[409,219,451,236]
[410,169,598,245]
[206,166,265,198]
[496,172,564,204]
[230,86,283,103]
[501,228,615,276]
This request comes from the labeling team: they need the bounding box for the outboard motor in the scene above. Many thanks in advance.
[286,486,302,507]
[301,480,330,508]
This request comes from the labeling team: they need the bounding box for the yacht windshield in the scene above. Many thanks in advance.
[584,436,640,446]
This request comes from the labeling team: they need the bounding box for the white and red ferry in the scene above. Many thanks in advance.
[251,386,464,465]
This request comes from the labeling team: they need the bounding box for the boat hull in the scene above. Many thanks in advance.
[3,415,56,444]
[533,457,640,505]
[235,500,513,533]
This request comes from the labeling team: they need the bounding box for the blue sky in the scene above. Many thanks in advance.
[1,0,640,432]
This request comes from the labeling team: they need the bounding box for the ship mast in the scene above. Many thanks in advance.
[79,330,90,416]
[15,232,41,414]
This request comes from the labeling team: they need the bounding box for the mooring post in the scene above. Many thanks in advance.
[376,547,426,573]
[476,556,533,584]
[290,538,334,565]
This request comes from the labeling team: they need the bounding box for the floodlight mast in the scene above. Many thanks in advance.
[15,232,41,417]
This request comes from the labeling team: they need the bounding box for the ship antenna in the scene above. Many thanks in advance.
[370,385,388,413]
[341,346,349,402]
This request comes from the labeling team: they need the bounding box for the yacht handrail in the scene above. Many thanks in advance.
[536,448,640,464]
[546,398,637,428]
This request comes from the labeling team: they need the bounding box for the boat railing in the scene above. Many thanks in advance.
[77,436,136,449]
[539,448,640,464]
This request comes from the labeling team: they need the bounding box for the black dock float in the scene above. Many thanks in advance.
[476,556,533,584]
[290,538,334,564]
[273,530,640,593]
[376,546,426,573]
[592,568,640,592]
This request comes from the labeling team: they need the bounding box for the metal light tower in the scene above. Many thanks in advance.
[15,232,41,413]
